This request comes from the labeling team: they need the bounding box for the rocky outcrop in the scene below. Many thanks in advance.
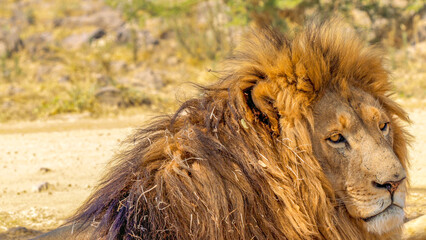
[0,28,24,57]
[53,8,124,31]
[61,28,106,49]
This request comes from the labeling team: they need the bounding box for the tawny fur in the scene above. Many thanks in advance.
[69,20,410,240]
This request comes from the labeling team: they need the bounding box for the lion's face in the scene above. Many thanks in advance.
[311,87,406,235]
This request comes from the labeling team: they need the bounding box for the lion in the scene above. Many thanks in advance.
[34,19,410,240]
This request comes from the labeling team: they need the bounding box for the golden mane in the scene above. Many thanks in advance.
[69,20,410,239]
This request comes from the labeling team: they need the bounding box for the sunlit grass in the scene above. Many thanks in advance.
[0,208,61,232]
[0,0,424,122]
[390,49,426,104]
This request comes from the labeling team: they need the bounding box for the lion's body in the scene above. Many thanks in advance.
[36,20,410,240]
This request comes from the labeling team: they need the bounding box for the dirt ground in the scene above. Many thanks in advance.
[0,109,425,239]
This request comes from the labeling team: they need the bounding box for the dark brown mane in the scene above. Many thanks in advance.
[67,19,410,240]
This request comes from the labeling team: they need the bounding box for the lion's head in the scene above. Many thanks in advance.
[312,87,407,235]
[207,19,410,238]
[37,19,410,240]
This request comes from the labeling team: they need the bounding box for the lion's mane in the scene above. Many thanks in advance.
[70,20,410,240]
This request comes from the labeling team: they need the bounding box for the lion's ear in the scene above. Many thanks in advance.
[242,80,280,134]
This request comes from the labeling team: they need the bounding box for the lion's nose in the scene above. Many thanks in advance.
[373,177,406,195]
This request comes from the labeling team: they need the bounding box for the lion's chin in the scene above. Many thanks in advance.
[362,204,404,235]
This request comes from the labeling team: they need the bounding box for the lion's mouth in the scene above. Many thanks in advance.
[361,204,403,222]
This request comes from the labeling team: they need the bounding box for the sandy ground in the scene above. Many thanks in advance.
[0,110,425,238]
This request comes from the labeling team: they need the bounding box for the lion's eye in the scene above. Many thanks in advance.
[379,122,389,134]
[327,134,346,144]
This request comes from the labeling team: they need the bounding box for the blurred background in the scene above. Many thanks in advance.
[0,0,425,121]
[0,0,425,239]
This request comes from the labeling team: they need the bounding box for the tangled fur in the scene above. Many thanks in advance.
[68,20,410,240]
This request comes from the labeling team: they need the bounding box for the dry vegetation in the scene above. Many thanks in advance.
[0,0,212,122]
[0,0,425,122]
